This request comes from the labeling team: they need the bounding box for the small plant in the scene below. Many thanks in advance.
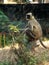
[0,61,11,65]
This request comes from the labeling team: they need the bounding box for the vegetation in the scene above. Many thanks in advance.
[0,11,25,47]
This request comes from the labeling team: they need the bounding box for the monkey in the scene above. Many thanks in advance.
[25,12,48,49]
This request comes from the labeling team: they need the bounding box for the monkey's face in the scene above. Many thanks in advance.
[26,15,30,19]
[26,14,32,20]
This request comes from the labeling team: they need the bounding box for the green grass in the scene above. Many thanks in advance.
[0,61,11,65]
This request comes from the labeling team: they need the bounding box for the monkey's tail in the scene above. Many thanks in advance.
[39,39,49,49]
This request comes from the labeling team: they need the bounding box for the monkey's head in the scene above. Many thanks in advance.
[26,12,34,20]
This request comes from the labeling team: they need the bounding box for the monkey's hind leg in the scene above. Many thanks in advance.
[31,41,39,53]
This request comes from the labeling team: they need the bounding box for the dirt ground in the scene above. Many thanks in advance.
[0,41,49,65]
